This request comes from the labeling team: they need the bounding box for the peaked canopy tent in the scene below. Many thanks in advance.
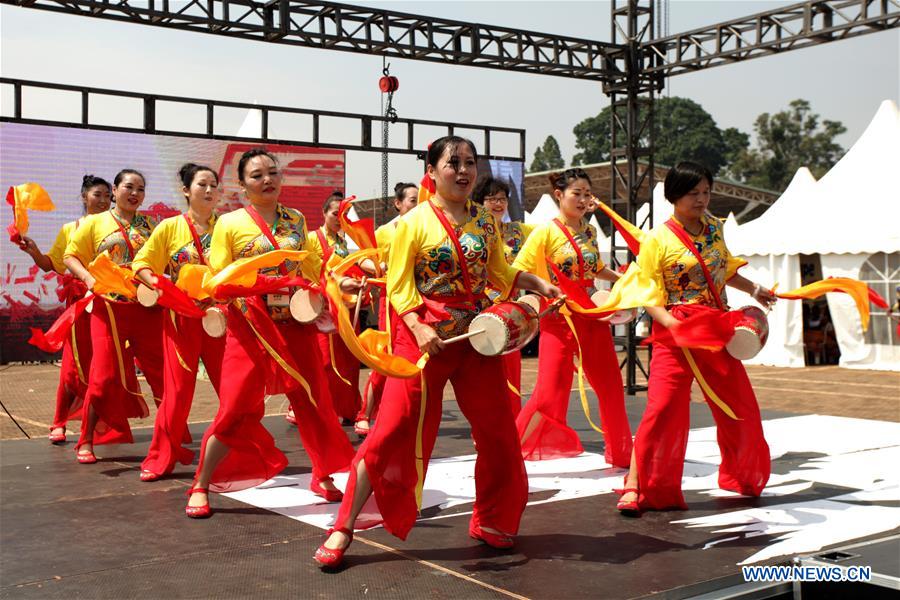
[725,100,900,371]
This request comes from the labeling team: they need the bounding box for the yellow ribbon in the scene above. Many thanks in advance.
[323,248,422,378]
[506,380,521,398]
[70,320,86,385]
[103,301,145,402]
[327,334,353,387]
[562,314,604,434]
[203,250,309,295]
[681,348,739,420]
[414,370,427,509]
[240,310,316,407]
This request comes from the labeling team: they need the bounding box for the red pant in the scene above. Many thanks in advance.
[635,311,771,510]
[196,307,354,493]
[141,311,225,476]
[502,351,522,417]
[358,293,394,422]
[51,310,91,430]
[76,299,165,448]
[516,312,632,467]
[317,331,361,421]
[336,318,528,540]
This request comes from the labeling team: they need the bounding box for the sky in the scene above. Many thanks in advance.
[1,1,898,199]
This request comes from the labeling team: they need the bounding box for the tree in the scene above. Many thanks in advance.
[572,97,736,175]
[727,99,846,191]
[529,135,565,172]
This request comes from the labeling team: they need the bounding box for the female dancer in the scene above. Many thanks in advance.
[17,175,110,443]
[314,136,560,568]
[185,149,355,518]
[354,182,418,436]
[617,161,775,514]
[132,163,225,481]
[472,175,533,416]
[63,169,165,464]
[305,191,361,425]
[513,168,633,468]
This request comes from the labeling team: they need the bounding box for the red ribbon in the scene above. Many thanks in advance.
[213,274,314,301]
[28,294,94,353]
[151,276,205,318]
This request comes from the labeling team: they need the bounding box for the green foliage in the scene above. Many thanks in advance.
[726,99,846,191]
[573,97,734,173]
[530,135,565,172]
[571,96,845,193]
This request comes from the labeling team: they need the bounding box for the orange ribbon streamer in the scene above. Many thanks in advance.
[88,253,137,298]
[7,183,54,243]
[337,197,378,250]
[777,277,878,331]
[322,249,421,378]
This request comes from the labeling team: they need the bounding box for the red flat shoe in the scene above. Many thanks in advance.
[469,523,514,549]
[616,487,640,517]
[285,411,297,426]
[185,487,212,519]
[310,477,344,503]
[353,422,369,437]
[140,470,161,482]
[48,430,66,444]
[76,450,97,464]
[314,527,353,569]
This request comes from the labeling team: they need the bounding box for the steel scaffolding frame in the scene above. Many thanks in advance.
[2,0,897,392]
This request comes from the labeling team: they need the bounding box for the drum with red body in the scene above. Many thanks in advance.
[726,305,769,360]
[289,288,336,333]
[468,300,540,356]
[590,289,638,325]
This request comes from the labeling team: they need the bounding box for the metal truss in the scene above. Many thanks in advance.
[643,0,900,77]
[0,78,525,161]
[1,0,620,81]
[608,0,659,395]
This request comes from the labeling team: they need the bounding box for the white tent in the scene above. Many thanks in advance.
[525,193,557,224]
[727,100,900,371]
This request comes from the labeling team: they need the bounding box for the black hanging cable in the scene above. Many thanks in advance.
[0,398,31,439]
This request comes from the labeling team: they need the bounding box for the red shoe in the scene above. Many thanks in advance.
[314,527,353,569]
[353,421,370,437]
[48,429,66,444]
[285,411,297,425]
[185,487,212,519]
[616,488,640,517]
[76,449,97,464]
[140,470,161,482]
[310,477,344,502]
[469,523,514,549]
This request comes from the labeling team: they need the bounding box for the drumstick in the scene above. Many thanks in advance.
[352,277,368,329]
[442,328,486,345]
[536,295,568,319]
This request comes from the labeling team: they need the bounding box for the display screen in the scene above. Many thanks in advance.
[0,122,345,362]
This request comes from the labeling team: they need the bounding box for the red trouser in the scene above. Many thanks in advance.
[141,311,226,476]
[516,312,633,467]
[502,351,522,417]
[196,308,354,493]
[51,310,92,430]
[317,331,361,421]
[635,309,771,510]
[76,299,165,448]
[358,292,393,422]
[336,318,528,540]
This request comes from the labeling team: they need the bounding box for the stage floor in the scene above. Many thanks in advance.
[2,393,899,599]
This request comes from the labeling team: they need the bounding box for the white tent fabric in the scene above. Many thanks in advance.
[526,194,557,224]
[725,168,818,256]
[237,105,263,138]
[726,100,900,371]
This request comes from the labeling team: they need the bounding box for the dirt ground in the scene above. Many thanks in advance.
[1,352,897,441]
